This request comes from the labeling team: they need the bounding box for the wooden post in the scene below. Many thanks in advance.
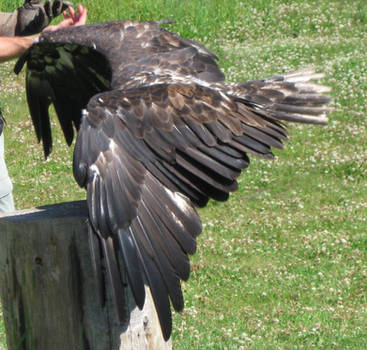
[0,201,172,350]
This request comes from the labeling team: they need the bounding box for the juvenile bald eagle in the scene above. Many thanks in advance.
[15,20,331,340]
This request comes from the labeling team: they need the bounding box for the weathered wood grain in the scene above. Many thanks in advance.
[0,201,172,350]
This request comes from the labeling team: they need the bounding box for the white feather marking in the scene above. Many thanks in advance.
[285,73,325,83]
[90,164,100,176]
[161,188,191,229]
[164,188,191,215]
[219,90,232,103]
[141,41,151,48]
[145,67,212,88]
[109,139,117,152]
[294,82,331,93]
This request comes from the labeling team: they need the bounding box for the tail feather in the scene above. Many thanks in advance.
[225,68,332,125]
[267,68,326,82]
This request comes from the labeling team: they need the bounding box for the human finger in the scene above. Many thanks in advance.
[67,6,76,22]
[76,5,87,25]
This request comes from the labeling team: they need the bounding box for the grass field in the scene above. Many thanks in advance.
[0,0,366,349]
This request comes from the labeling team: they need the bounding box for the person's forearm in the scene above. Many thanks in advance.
[0,36,34,62]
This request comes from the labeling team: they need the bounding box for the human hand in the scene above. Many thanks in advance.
[42,5,87,32]
[15,0,73,36]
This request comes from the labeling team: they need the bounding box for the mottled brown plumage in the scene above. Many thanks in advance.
[15,20,331,340]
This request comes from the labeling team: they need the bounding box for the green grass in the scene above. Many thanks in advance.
[1,0,367,349]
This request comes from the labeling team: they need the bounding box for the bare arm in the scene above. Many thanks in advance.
[0,36,33,62]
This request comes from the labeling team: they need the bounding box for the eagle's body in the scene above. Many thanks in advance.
[15,20,331,340]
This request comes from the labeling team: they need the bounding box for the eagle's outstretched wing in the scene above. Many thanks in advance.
[15,20,331,340]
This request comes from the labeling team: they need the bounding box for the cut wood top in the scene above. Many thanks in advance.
[0,200,88,223]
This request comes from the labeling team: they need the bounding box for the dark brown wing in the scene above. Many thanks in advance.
[14,41,112,157]
[14,20,224,157]
[72,82,290,338]
[15,20,332,341]
[33,20,224,89]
